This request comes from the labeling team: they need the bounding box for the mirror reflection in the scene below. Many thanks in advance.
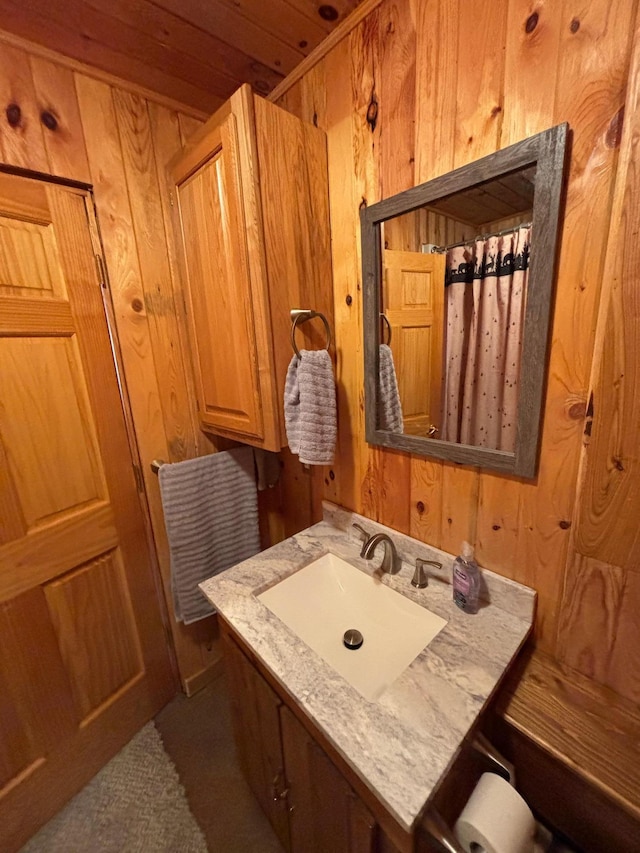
[379,166,535,453]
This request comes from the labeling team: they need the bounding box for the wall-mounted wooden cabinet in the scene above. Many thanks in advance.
[170,85,333,451]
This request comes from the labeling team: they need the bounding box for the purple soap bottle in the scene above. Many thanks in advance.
[452,541,480,614]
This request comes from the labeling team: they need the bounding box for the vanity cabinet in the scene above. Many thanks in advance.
[170,85,333,451]
[223,633,290,849]
[221,625,403,853]
[280,706,378,852]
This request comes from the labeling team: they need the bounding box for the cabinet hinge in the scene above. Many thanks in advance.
[169,190,175,208]
[95,253,107,289]
[132,463,144,492]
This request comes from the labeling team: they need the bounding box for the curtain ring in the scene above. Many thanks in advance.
[380,313,392,345]
[290,311,332,358]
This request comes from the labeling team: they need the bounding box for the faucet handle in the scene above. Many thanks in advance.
[352,523,370,557]
[412,558,442,589]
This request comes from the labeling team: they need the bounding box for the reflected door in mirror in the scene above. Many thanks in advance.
[383,250,445,437]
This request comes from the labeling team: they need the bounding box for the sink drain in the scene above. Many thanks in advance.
[343,628,364,650]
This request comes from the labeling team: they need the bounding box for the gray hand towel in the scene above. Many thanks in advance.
[284,349,337,465]
[158,447,260,624]
[378,343,403,433]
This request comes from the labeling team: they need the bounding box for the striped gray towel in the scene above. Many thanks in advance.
[284,349,336,465]
[378,344,403,433]
[158,447,260,624]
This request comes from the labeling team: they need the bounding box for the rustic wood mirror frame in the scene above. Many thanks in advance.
[361,123,568,478]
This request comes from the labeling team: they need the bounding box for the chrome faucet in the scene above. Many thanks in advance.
[361,533,402,575]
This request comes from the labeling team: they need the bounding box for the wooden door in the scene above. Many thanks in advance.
[281,705,376,853]
[383,250,446,437]
[172,108,270,444]
[0,173,175,852]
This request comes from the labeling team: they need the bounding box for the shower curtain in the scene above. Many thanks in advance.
[441,226,531,451]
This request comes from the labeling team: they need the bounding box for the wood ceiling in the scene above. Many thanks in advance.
[0,0,362,114]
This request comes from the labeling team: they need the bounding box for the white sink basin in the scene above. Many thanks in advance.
[258,552,447,701]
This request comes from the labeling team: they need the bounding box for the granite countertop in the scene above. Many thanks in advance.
[200,502,535,833]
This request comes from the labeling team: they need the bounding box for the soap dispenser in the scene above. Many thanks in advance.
[452,541,480,614]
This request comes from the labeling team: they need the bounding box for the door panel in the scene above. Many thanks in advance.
[0,216,65,298]
[0,172,174,851]
[44,550,143,719]
[0,588,78,790]
[0,336,106,526]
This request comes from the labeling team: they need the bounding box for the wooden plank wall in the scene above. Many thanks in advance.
[274,0,640,702]
[0,31,222,694]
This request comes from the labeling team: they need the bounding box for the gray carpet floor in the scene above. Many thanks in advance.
[21,724,208,853]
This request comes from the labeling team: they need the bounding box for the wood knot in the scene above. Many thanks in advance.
[525,11,539,33]
[568,401,586,420]
[416,501,425,514]
[492,524,501,531]
[491,105,502,117]
[298,40,308,49]
[6,103,21,127]
[40,110,58,131]
[313,111,318,127]
[612,457,625,471]
[345,294,353,306]
[359,196,367,211]
[559,520,571,530]
[366,95,378,132]
[447,517,453,525]
[606,107,624,149]
[329,469,335,480]
[131,297,144,313]
[318,4,338,21]
[386,20,395,34]
[570,18,580,33]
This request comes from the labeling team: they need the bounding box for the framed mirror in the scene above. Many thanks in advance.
[361,124,568,478]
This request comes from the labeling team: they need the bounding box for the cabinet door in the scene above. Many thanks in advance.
[223,633,290,850]
[174,112,266,442]
[281,705,376,853]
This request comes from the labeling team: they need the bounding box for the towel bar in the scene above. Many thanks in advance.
[290,308,331,358]
[150,459,166,475]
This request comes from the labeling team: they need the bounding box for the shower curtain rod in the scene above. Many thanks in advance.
[432,221,532,253]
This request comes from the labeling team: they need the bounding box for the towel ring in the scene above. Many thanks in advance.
[290,309,332,358]
[380,313,392,345]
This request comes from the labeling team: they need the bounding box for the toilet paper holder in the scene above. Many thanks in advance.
[471,732,515,786]
[423,734,515,853]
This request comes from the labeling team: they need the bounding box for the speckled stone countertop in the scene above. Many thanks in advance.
[200,502,535,833]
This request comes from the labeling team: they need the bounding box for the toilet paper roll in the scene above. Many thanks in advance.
[454,772,536,853]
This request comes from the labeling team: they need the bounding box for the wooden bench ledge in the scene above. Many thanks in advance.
[489,648,640,852]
